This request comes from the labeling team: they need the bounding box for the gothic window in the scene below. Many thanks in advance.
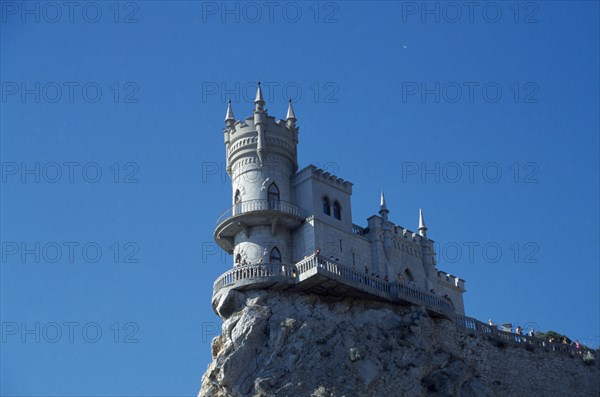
[333,200,341,220]
[235,253,241,265]
[268,183,280,204]
[269,247,282,263]
[404,269,415,283]
[233,189,242,215]
[322,196,331,216]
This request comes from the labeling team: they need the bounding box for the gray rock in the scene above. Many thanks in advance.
[199,290,600,397]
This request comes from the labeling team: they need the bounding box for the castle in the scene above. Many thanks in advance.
[201,83,598,397]
[212,82,465,317]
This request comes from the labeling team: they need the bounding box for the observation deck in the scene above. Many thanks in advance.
[213,199,307,253]
[212,253,455,319]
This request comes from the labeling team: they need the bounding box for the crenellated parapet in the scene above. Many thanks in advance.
[436,270,466,291]
[225,120,297,177]
[310,166,353,192]
[224,84,299,177]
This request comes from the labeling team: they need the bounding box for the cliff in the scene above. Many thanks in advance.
[199,290,599,397]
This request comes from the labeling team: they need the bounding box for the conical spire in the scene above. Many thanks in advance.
[418,208,428,237]
[380,191,387,210]
[254,81,265,106]
[379,191,389,220]
[286,99,296,121]
[225,99,235,124]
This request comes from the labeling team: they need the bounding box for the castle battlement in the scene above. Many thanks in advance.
[436,270,466,291]
[293,165,353,194]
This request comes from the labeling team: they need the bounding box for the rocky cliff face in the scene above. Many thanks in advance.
[199,290,599,397]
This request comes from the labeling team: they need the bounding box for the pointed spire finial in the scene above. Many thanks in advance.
[418,208,428,237]
[225,99,235,124]
[286,99,296,121]
[379,191,389,220]
[254,81,265,105]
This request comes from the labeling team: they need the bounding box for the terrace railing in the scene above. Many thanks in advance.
[301,255,392,294]
[212,262,296,294]
[455,314,596,357]
[216,199,307,226]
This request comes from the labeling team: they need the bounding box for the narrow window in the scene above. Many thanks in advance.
[322,196,331,216]
[235,253,241,265]
[404,269,414,282]
[269,247,282,263]
[333,200,341,220]
[234,190,242,215]
[268,183,280,207]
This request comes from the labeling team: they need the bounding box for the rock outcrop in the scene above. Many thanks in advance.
[199,290,599,397]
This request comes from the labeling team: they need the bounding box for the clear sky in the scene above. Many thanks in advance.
[1,1,598,396]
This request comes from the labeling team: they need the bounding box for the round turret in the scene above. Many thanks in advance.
[214,84,305,265]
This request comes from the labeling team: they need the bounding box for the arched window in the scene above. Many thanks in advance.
[268,183,280,205]
[404,268,415,283]
[269,247,282,263]
[333,200,341,220]
[234,189,241,204]
[235,253,242,265]
[322,196,331,216]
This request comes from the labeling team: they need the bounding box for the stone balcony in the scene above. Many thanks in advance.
[211,254,456,319]
[213,199,307,253]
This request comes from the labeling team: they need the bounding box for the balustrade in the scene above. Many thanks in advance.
[454,314,596,358]
[212,262,295,293]
[216,199,307,226]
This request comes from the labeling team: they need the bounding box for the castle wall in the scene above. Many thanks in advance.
[233,226,291,265]
[291,166,353,233]
[432,272,466,314]
[231,157,294,203]
[312,218,372,271]
[290,218,315,262]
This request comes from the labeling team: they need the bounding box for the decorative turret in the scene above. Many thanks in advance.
[254,81,265,108]
[379,191,389,221]
[225,99,235,125]
[214,84,304,266]
[286,99,296,128]
[254,82,267,165]
[418,208,427,237]
[223,100,235,145]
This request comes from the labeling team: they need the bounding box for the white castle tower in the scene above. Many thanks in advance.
[213,84,466,316]
[215,82,304,267]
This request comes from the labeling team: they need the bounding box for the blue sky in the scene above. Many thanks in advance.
[1,1,598,396]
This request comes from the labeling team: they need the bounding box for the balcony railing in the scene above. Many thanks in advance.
[217,254,449,316]
[213,262,296,293]
[397,281,455,315]
[216,199,307,226]
[352,224,367,236]
[295,255,391,294]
